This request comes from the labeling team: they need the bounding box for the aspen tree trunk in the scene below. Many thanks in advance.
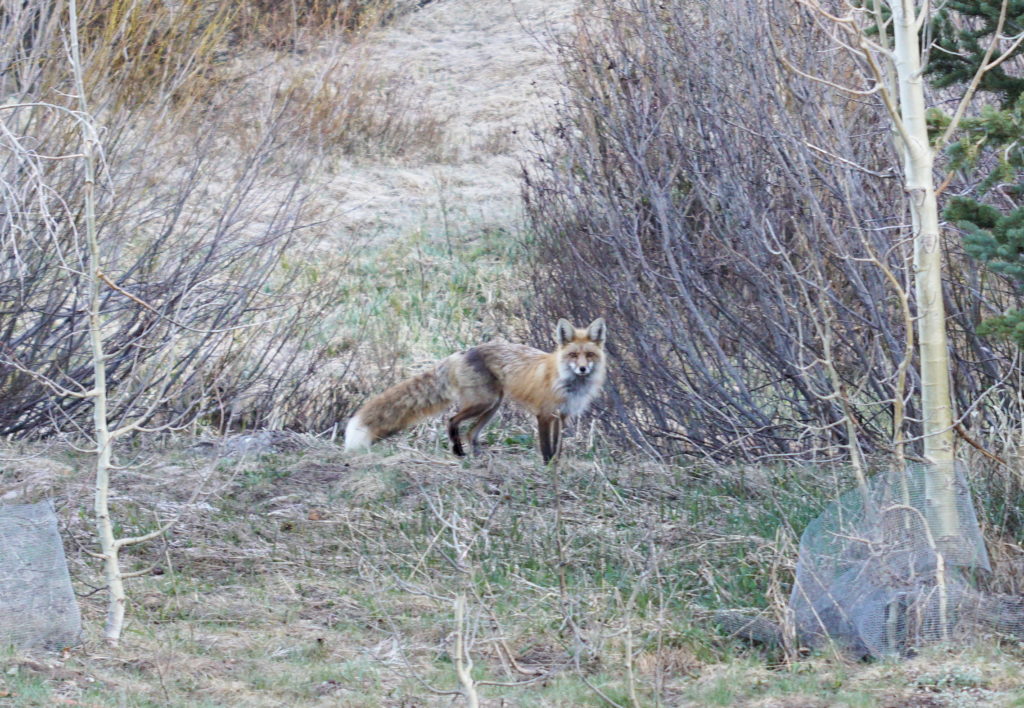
[890,0,960,544]
[87,201,127,644]
[67,0,128,645]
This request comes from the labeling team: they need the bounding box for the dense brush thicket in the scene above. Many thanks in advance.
[0,0,405,437]
[523,0,1020,461]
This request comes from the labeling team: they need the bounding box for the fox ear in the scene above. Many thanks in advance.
[556,318,575,346]
[586,318,606,346]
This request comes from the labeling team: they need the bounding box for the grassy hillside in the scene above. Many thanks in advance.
[8,439,1024,706]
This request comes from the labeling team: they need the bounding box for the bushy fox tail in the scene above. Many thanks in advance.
[344,365,452,451]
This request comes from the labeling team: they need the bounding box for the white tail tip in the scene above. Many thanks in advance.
[344,414,373,451]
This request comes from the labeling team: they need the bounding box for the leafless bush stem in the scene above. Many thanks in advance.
[523,0,1021,462]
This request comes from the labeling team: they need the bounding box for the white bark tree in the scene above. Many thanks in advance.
[797,0,1023,547]
[888,0,959,542]
[67,0,200,645]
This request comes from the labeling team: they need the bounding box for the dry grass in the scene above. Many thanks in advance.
[263,51,453,162]
[232,0,407,50]
[72,0,408,110]
[4,435,1024,706]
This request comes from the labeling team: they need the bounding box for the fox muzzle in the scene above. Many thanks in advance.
[571,363,593,376]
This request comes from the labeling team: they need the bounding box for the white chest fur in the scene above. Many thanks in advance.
[557,371,603,418]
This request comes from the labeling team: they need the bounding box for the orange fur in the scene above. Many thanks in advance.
[344,318,607,462]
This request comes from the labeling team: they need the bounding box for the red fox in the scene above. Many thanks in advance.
[344,318,607,462]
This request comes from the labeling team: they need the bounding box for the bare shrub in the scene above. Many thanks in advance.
[233,0,406,51]
[522,0,1015,461]
[76,0,235,111]
[0,0,368,437]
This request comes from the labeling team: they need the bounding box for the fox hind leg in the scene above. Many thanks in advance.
[466,393,503,456]
[447,401,497,457]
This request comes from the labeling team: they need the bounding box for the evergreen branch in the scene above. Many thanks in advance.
[939,0,1013,148]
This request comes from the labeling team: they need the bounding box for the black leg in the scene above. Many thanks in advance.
[467,394,503,455]
[537,414,563,463]
[448,403,492,457]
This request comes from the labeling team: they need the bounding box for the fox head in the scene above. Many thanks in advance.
[555,317,606,377]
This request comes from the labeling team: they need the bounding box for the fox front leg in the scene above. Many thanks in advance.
[536,413,563,464]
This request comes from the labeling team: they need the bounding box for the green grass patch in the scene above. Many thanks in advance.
[327,225,527,365]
